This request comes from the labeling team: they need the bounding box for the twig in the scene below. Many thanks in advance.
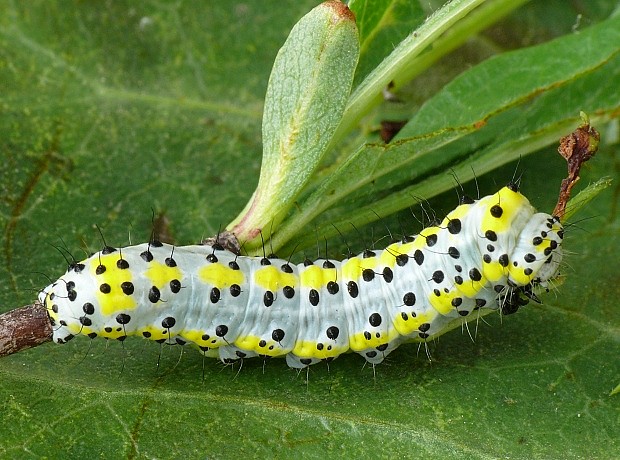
[0,302,52,357]
[553,114,600,217]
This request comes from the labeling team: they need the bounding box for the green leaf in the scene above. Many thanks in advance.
[272,11,620,253]
[227,1,359,247]
[561,178,613,223]
[348,0,425,86]
[0,2,618,459]
[330,0,531,149]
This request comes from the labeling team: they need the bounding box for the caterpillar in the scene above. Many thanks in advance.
[39,183,564,369]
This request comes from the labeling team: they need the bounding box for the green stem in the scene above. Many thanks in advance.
[329,0,531,151]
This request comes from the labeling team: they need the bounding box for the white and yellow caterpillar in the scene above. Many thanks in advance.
[40,184,564,368]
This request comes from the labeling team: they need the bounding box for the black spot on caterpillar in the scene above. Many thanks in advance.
[39,184,564,369]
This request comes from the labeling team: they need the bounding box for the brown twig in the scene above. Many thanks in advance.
[0,302,52,357]
[553,116,600,217]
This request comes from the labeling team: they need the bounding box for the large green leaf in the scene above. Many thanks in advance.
[0,2,618,459]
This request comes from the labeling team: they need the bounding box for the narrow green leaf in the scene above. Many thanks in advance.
[330,0,487,147]
[397,13,620,139]
[286,102,619,253]
[227,1,359,246]
[348,0,425,86]
[337,0,532,141]
[561,177,613,223]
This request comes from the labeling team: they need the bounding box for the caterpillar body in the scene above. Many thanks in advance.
[40,184,564,369]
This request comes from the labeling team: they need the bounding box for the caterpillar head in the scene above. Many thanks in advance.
[509,213,564,290]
